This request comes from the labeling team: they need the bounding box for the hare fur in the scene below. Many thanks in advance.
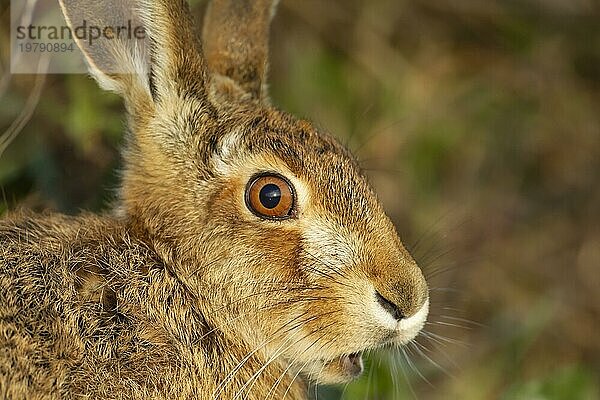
[0,0,429,399]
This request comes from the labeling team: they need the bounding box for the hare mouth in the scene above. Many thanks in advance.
[335,352,363,377]
[316,352,364,380]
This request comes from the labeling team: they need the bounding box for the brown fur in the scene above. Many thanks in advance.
[203,0,276,101]
[0,1,428,399]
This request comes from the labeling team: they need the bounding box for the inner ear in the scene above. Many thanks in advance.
[58,0,151,97]
[59,0,209,106]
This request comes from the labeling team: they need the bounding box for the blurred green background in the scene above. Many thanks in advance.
[1,0,599,399]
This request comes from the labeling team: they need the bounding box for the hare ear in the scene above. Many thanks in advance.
[59,0,208,107]
[202,0,279,102]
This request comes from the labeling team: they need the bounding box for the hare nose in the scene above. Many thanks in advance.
[374,270,428,321]
[375,291,406,320]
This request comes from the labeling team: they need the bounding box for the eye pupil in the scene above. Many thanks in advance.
[259,184,281,209]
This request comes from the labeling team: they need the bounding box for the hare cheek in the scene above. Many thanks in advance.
[300,219,358,273]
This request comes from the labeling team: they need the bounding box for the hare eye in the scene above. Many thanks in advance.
[245,174,295,220]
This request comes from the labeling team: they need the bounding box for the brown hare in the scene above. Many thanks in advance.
[0,0,429,398]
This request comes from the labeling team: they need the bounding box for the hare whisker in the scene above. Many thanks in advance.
[401,345,432,387]
[421,330,468,348]
[410,339,453,379]
[302,248,348,279]
[221,308,341,398]
[426,320,471,330]
[199,297,339,342]
[438,314,484,327]
[363,352,375,400]
[236,329,304,400]
[211,311,312,399]
[209,283,327,314]
[233,312,339,399]
[263,329,336,400]
[388,349,403,400]
[415,333,461,371]
[281,330,338,399]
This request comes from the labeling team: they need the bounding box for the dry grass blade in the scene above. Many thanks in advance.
[0,55,49,159]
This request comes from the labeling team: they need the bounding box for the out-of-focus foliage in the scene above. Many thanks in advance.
[1,0,599,399]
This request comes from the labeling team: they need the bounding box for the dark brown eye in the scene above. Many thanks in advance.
[245,174,295,220]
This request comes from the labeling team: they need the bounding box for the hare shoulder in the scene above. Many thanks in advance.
[0,212,306,399]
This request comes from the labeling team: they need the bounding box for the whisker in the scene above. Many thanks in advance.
[438,314,485,328]
[386,350,401,399]
[410,340,453,379]
[211,310,318,399]
[397,350,418,400]
[237,311,341,398]
[236,332,300,399]
[301,249,349,284]
[421,330,468,348]
[415,333,460,371]
[282,334,337,399]
[426,320,472,330]
[402,346,432,387]
[364,354,374,400]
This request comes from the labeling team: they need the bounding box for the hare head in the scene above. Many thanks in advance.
[60,0,428,385]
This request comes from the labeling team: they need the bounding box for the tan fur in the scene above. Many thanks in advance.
[0,1,428,399]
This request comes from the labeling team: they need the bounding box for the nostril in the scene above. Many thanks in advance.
[375,291,405,320]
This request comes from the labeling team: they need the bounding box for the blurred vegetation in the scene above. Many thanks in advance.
[1,0,599,399]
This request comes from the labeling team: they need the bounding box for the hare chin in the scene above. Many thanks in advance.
[303,299,429,384]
